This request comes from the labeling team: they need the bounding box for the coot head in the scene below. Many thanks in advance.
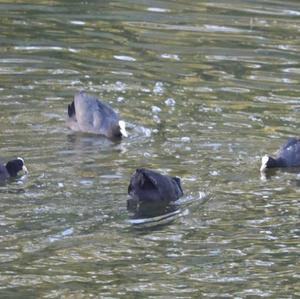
[5,157,28,177]
[260,155,278,172]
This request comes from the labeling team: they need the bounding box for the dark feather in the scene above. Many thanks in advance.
[128,168,183,203]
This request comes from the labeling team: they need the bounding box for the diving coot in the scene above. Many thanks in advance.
[67,91,128,139]
[128,168,183,203]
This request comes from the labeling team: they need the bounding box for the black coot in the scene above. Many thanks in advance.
[67,91,128,139]
[261,138,300,172]
[0,157,28,181]
[127,168,183,217]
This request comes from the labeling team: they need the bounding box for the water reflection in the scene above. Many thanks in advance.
[261,166,300,181]
[66,132,121,149]
[127,195,180,218]
[127,208,186,229]
[127,189,208,228]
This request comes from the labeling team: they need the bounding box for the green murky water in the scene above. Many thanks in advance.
[0,0,299,297]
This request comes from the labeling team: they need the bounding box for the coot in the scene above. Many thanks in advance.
[67,91,127,139]
[0,157,28,181]
[128,168,183,203]
[260,138,300,172]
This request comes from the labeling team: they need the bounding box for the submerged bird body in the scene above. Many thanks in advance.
[261,138,300,172]
[67,91,127,139]
[128,168,183,204]
[0,157,28,181]
[127,168,183,218]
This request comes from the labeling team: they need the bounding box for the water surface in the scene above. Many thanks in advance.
[0,0,300,298]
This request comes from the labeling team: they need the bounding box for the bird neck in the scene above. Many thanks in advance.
[268,156,286,168]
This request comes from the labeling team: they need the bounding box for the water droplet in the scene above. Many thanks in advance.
[153,115,161,123]
[153,82,164,94]
[152,106,161,113]
[165,98,176,106]
[181,137,190,142]
[161,53,180,60]
[114,55,136,62]
[209,170,219,176]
